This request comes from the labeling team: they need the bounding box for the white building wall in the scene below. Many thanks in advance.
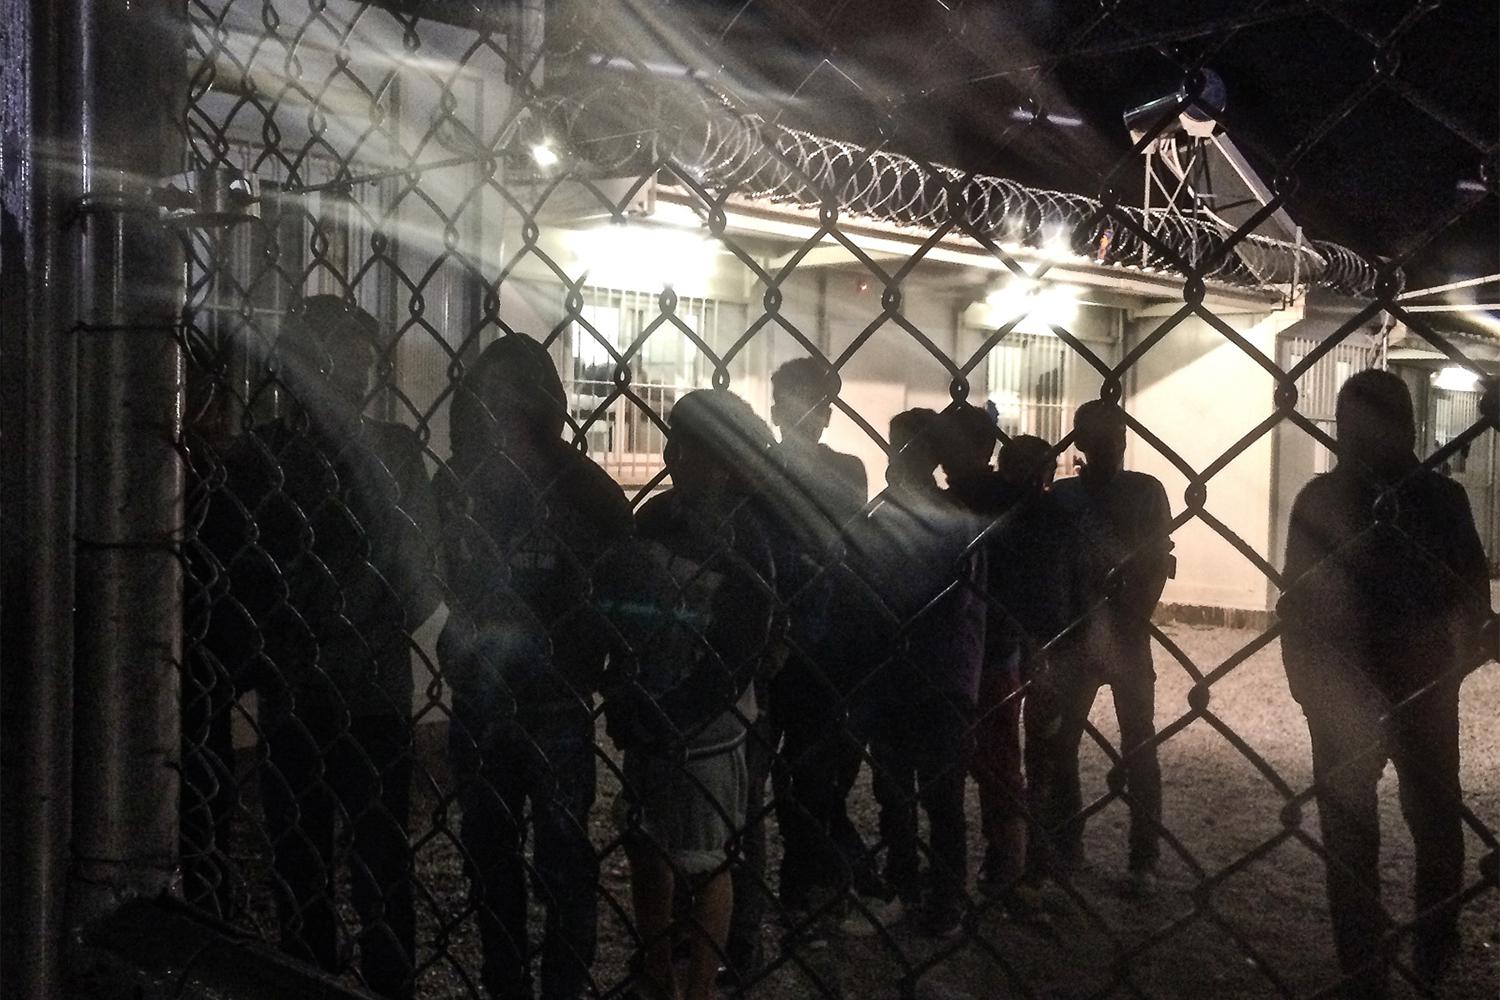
[1124,307,1302,612]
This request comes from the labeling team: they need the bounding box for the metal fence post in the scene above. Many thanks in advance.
[1,0,82,996]
[66,0,189,939]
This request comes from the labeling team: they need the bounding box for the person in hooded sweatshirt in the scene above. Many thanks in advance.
[217,296,441,998]
[852,408,986,938]
[437,334,633,1000]
[1279,369,1490,998]
[596,389,777,1000]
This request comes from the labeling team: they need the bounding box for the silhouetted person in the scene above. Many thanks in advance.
[219,296,440,998]
[985,435,1086,892]
[734,358,872,964]
[937,404,1030,905]
[1046,400,1172,896]
[852,408,986,937]
[598,389,777,1000]
[1279,369,1489,997]
[437,334,632,1000]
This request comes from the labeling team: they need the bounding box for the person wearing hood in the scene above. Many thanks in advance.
[214,295,441,998]
[1279,369,1490,997]
[437,333,633,1000]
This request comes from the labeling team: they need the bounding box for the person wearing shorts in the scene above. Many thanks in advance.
[598,390,777,1000]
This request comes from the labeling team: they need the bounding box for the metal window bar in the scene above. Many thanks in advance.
[565,286,752,489]
[1285,336,1375,474]
[985,331,1114,476]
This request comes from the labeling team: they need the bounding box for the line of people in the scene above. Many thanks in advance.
[184,300,1488,1000]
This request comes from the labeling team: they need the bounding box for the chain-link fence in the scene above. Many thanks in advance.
[108,0,1500,997]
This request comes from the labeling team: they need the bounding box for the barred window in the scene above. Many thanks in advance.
[565,286,755,488]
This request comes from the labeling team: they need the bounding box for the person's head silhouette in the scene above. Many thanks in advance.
[665,389,775,506]
[888,408,941,489]
[276,295,381,416]
[770,358,841,445]
[451,334,568,462]
[938,403,998,483]
[1335,368,1416,476]
[999,434,1056,494]
[1073,399,1127,482]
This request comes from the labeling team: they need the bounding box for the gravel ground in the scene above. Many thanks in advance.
[221,623,1500,999]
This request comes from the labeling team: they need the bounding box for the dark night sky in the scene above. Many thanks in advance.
[659,0,1498,296]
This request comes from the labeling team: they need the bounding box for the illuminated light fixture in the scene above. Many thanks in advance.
[1433,366,1481,392]
[983,281,1082,334]
[531,143,560,168]
[1008,107,1085,128]
[571,224,717,293]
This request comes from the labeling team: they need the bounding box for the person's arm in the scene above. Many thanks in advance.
[594,498,681,750]
[835,452,870,526]
[654,507,777,735]
[1115,478,1173,628]
[1278,482,1328,706]
[1440,480,1493,668]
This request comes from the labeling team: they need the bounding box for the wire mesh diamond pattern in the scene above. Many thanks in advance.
[171,2,1498,998]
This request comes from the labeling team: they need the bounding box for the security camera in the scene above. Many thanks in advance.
[1123,69,1226,141]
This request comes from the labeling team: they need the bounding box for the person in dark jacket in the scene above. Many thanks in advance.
[742,359,873,949]
[437,334,633,1000]
[598,389,777,1000]
[938,407,1071,913]
[217,296,441,998]
[985,435,1085,890]
[1046,400,1173,897]
[851,408,986,937]
[1279,369,1490,997]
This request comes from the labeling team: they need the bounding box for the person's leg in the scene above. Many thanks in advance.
[870,725,920,905]
[1390,685,1464,981]
[1039,670,1099,874]
[769,668,821,911]
[916,697,971,922]
[624,839,679,1000]
[1111,662,1162,875]
[451,706,531,999]
[1308,713,1390,998]
[973,658,1026,891]
[263,709,341,972]
[726,703,775,975]
[828,734,877,893]
[683,870,734,1000]
[1021,668,1062,880]
[345,714,416,1000]
[782,687,854,909]
[530,714,600,1000]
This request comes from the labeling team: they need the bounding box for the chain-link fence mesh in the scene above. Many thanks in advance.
[168,1,1497,998]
